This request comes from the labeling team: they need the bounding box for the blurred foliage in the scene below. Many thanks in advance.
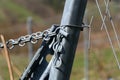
[0,0,41,23]
[40,0,65,12]
[0,48,120,79]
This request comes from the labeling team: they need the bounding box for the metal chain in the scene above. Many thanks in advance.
[0,24,72,50]
[0,25,60,49]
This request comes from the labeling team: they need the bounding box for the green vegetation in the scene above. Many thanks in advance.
[71,48,120,80]
[0,0,41,23]
[41,0,65,12]
[0,54,28,80]
[0,48,120,80]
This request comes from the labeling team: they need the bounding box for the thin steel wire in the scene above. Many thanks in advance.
[95,0,120,69]
[101,0,120,50]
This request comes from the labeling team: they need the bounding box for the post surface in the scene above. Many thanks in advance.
[83,10,89,80]
[84,27,89,80]
[27,17,34,61]
[49,0,88,80]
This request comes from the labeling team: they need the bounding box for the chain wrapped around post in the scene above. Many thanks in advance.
[19,23,85,80]
[0,24,85,80]
[16,24,70,80]
[0,0,88,79]
[0,24,84,50]
[0,25,61,49]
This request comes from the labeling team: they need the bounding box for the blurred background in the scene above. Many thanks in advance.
[0,0,120,80]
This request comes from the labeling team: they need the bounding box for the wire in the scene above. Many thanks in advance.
[102,0,120,50]
[95,0,120,69]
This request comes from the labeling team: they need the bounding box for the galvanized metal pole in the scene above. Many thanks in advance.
[27,17,34,61]
[49,0,88,80]
[84,27,89,80]
[83,10,89,80]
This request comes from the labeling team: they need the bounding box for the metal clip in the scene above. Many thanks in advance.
[59,29,69,37]
[54,57,62,68]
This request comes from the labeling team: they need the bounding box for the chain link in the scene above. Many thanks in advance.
[0,24,70,50]
[0,25,60,49]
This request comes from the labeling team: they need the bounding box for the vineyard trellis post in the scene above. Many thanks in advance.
[19,0,88,80]
[83,9,89,80]
[48,0,88,80]
[27,17,34,61]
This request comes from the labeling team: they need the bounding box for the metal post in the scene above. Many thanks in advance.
[49,0,88,80]
[83,10,89,80]
[27,17,34,61]
[84,27,89,80]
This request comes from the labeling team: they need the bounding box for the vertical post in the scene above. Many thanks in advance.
[27,17,33,61]
[49,0,88,80]
[84,27,89,80]
[83,10,89,80]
